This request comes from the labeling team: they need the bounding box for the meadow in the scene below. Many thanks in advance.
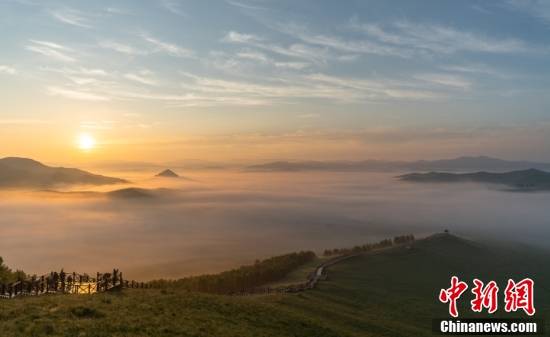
[1,233,547,337]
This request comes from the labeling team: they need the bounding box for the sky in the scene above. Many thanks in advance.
[1,0,550,166]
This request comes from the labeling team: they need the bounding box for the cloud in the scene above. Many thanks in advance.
[414,73,472,89]
[439,64,510,79]
[507,0,550,23]
[25,40,75,62]
[160,0,187,16]
[223,31,262,43]
[99,41,144,55]
[304,73,443,101]
[49,8,91,28]
[0,65,16,75]
[124,70,159,86]
[236,50,269,63]
[142,35,194,58]
[235,50,310,69]
[279,23,411,58]
[225,0,268,11]
[175,71,447,105]
[41,66,110,78]
[47,86,110,101]
[348,19,530,55]
[274,61,309,70]
[223,31,329,64]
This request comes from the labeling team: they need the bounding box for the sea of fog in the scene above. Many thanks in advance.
[1,170,549,280]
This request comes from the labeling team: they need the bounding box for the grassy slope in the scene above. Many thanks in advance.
[265,255,329,288]
[1,234,548,337]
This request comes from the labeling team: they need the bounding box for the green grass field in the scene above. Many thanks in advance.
[1,234,548,337]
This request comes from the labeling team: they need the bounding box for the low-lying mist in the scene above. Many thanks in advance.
[1,170,549,280]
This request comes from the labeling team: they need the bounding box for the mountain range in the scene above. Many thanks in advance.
[248,156,550,172]
[0,157,127,189]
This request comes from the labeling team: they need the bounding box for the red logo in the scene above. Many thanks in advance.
[470,279,499,314]
[504,278,535,316]
[439,276,468,317]
[438,277,535,317]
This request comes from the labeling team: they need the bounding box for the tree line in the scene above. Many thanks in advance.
[148,251,316,294]
[0,266,129,298]
[323,234,415,257]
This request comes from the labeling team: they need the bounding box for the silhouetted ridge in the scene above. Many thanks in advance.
[399,169,550,190]
[0,157,127,188]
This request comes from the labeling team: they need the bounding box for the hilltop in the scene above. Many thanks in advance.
[156,169,179,178]
[399,168,550,190]
[0,157,127,189]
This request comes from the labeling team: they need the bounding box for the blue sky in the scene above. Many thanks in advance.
[1,0,550,163]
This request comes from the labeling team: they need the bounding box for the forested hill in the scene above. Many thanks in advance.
[399,168,550,190]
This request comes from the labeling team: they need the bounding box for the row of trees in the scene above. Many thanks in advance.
[323,235,415,257]
[0,267,126,298]
[393,234,415,245]
[148,251,316,294]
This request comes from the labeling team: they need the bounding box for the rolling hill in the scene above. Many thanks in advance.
[0,157,127,188]
[399,168,550,190]
[0,234,547,336]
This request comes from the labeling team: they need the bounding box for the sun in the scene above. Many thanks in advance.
[77,133,96,151]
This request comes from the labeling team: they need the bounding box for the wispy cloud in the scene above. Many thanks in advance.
[177,71,446,104]
[0,65,16,75]
[99,40,145,55]
[277,23,411,58]
[223,31,262,43]
[25,40,75,62]
[225,0,268,11]
[440,64,507,78]
[49,8,91,28]
[41,66,109,77]
[223,31,330,64]
[414,73,472,89]
[160,0,187,16]
[348,19,530,55]
[124,70,159,86]
[235,50,310,69]
[142,35,194,58]
[47,86,109,101]
[507,0,550,23]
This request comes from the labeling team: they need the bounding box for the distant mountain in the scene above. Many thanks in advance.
[248,156,550,172]
[399,169,550,191]
[0,157,127,188]
[156,169,179,178]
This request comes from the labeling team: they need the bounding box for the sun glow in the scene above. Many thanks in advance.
[77,133,96,151]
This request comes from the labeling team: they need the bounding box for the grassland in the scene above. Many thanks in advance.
[1,234,548,337]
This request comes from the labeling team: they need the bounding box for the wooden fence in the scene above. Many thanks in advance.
[0,269,152,299]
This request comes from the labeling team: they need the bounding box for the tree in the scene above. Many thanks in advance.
[0,257,25,284]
